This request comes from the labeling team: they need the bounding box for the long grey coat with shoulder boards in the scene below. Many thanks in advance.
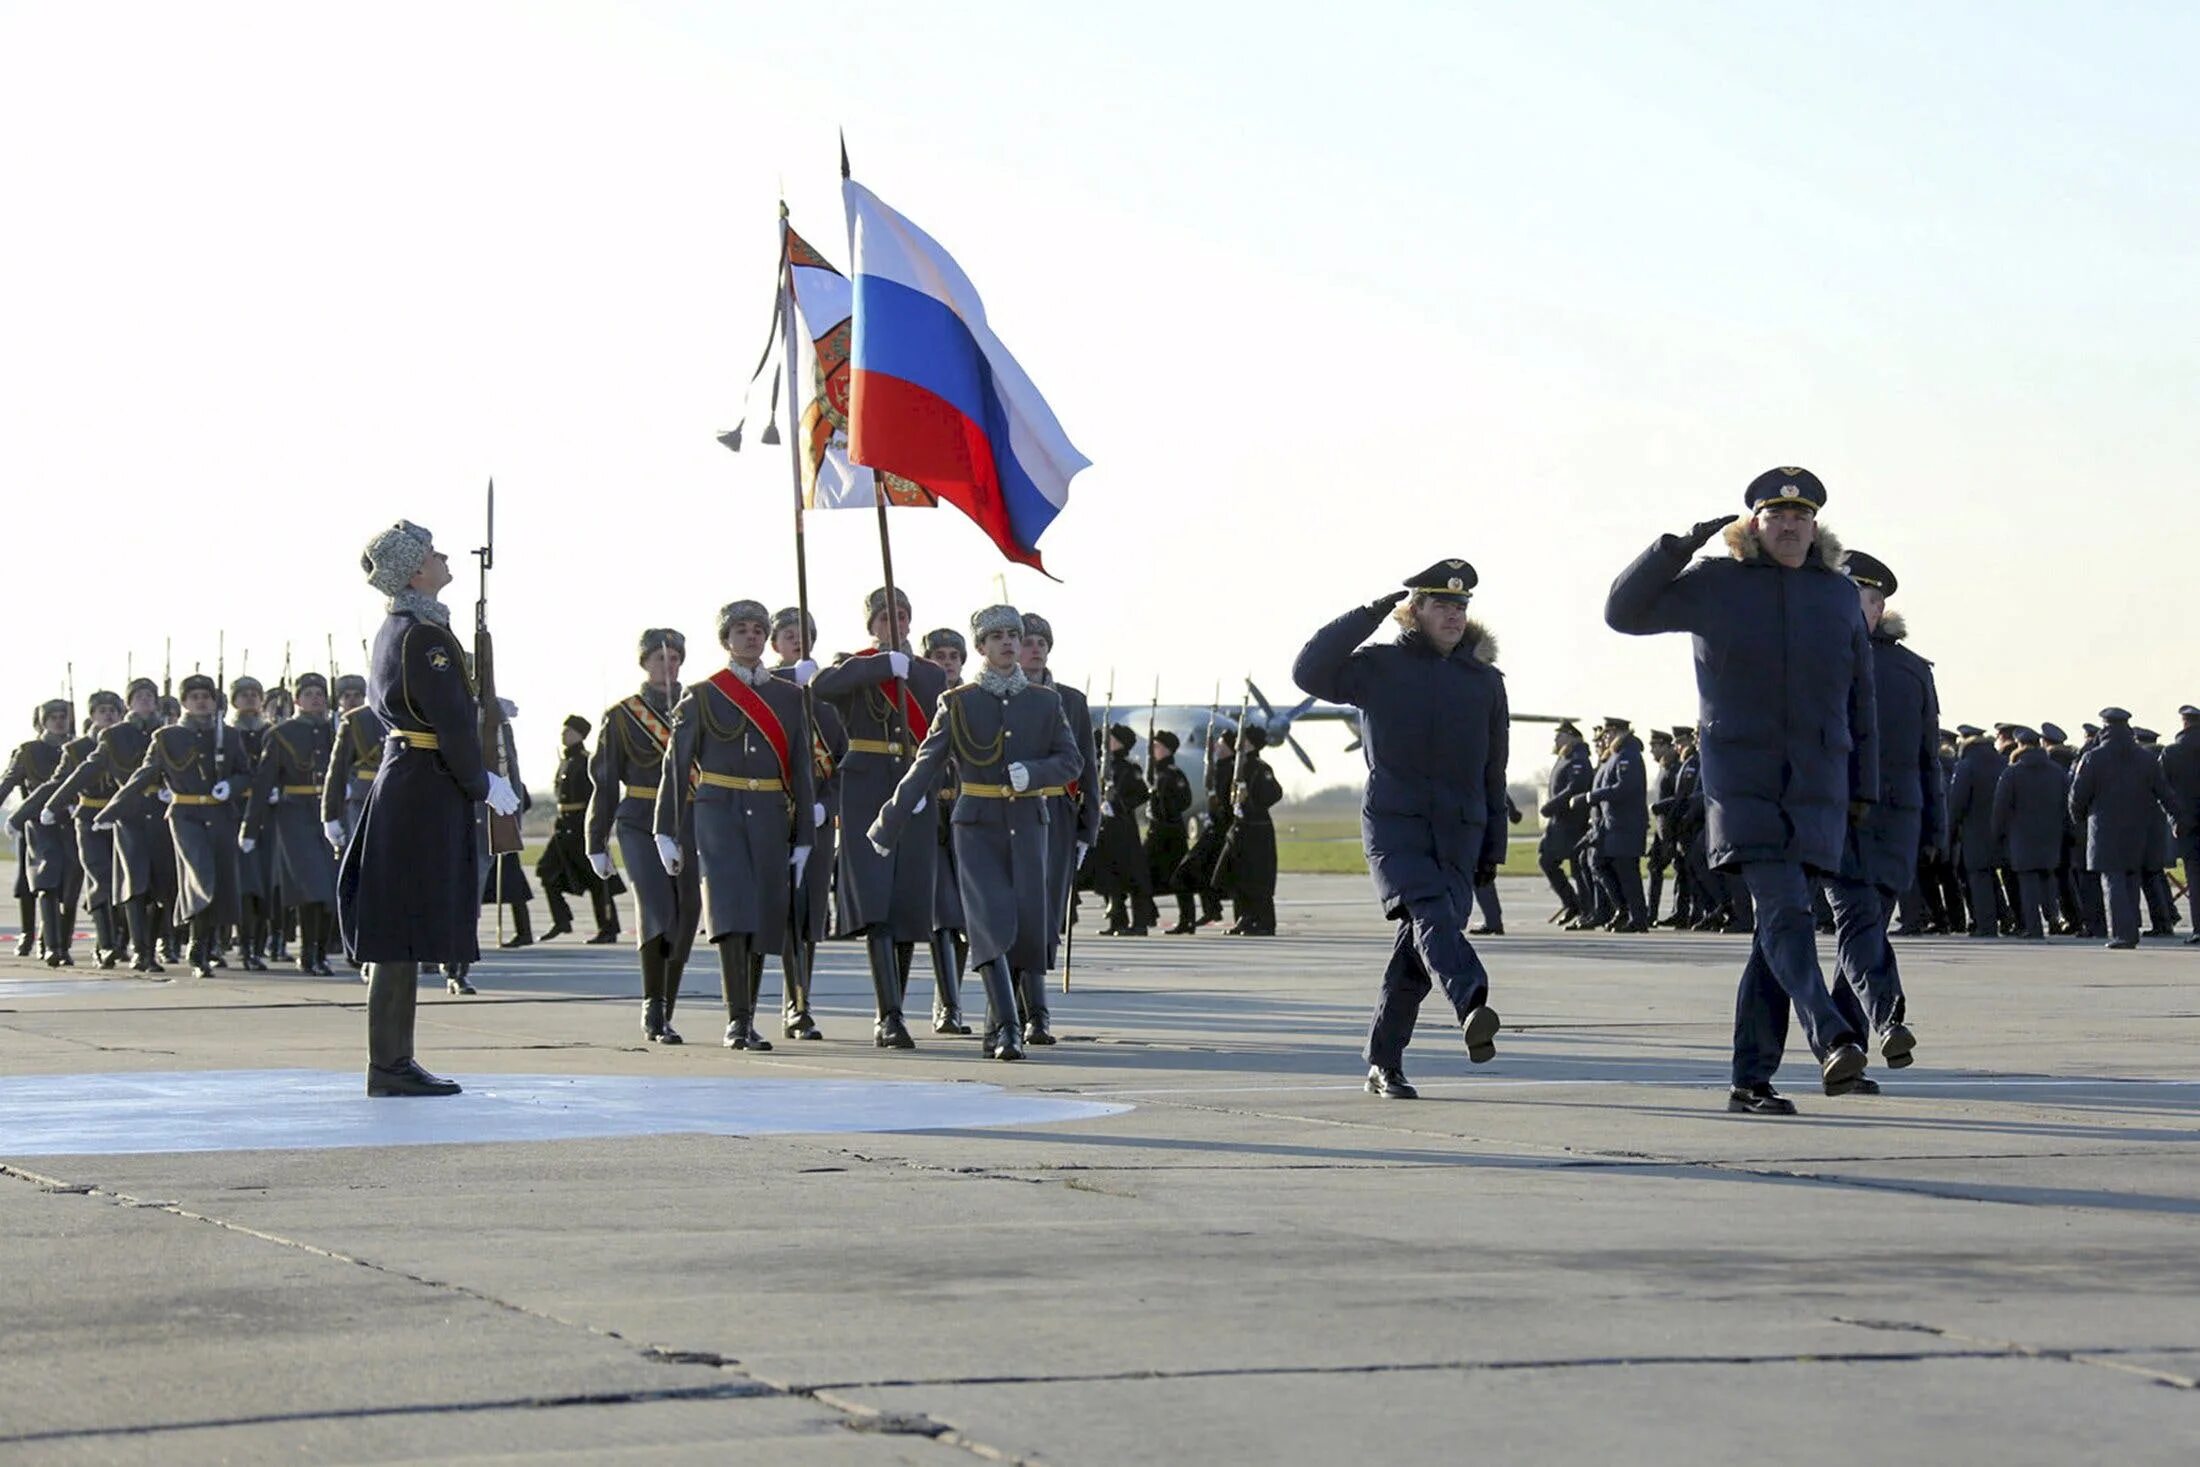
[1605,519,1878,876]
[871,679,1084,972]
[812,649,949,941]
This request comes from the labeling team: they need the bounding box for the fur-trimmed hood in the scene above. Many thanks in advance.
[1722,516,1845,570]
[1395,617,1499,665]
[1875,610,1908,642]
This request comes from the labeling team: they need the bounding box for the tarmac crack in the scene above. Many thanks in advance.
[1833,1315,2200,1389]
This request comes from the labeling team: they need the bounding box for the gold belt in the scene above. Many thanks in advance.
[622,783,659,801]
[846,738,907,757]
[391,729,439,750]
[695,772,785,793]
[282,784,320,796]
[959,783,1068,799]
[557,801,586,813]
[76,796,109,811]
[170,793,221,806]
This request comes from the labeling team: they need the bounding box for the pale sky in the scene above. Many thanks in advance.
[3,0,2192,794]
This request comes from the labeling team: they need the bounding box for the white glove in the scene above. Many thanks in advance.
[267,788,282,805]
[812,801,827,826]
[37,806,57,826]
[1008,761,1031,793]
[589,850,614,880]
[484,771,521,817]
[325,820,346,849]
[1102,801,1115,819]
[655,833,682,875]
[792,658,819,687]
[870,835,890,857]
[210,779,232,802]
[791,845,811,883]
[1233,803,1245,818]
[158,787,174,804]
[1075,841,1090,867]
[886,650,910,679]
[92,818,117,833]
[238,835,256,855]
[913,795,927,815]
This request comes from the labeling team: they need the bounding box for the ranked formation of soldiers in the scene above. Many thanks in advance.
[6,486,2197,1109]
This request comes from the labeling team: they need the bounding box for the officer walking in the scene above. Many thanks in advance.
[2069,707,2179,949]
[1947,726,2004,938]
[4,700,74,960]
[12,695,109,967]
[1606,468,1872,1114]
[1993,726,2067,940]
[28,690,129,966]
[921,627,973,1033]
[1537,723,1592,925]
[536,715,620,943]
[1294,558,1509,1099]
[1585,717,1650,931]
[1018,613,1097,1039]
[2163,704,2200,942]
[334,520,520,1095]
[1091,724,1152,936]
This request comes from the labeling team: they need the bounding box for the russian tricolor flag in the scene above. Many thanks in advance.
[843,179,1089,573]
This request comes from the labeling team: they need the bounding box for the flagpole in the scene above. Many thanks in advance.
[776,201,811,645]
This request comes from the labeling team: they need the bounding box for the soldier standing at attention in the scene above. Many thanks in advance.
[334,519,520,1095]
[26,690,128,966]
[1294,558,1509,1099]
[870,606,1086,1062]
[771,607,843,1037]
[95,674,262,979]
[654,600,816,1051]
[1092,724,1153,936]
[256,672,341,976]
[1818,550,1932,1089]
[589,628,701,1043]
[1017,612,1098,1024]
[1606,468,1872,1114]
[1146,730,1197,934]
[5,700,73,959]
[1537,723,1592,926]
[920,627,973,1034]
[812,588,950,1048]
[2070,708,2179,950]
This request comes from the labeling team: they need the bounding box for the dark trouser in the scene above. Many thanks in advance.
[2079,868,2106,937]
[366,961,420,1068]
[1365,895,1490,1071]
[2102,870,2141,946]
[2014,871,2054,939]
[1472,880,1502,929]
[1895,879,1928,931]
[1962,862,2000,936]
[2185,849,2200,933]
[1731,862,1861,1088]
[1826,878,1906,1040]
[1538,849,1578,915]
[2143,870,2178,932]
[928,928,967,1022]
[1606,857,1647,928]
[545,888,574,928]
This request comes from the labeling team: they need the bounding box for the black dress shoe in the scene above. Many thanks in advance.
[446,971,476,995]
[657,1021,683,1045]
[366,1059,463,1097]
[1727,1084,1796,1116]
[642,997,665,1041]
[240,953,268,972]
[933,1013,973,1036]
[12,934,32,957]
[2106,938,2137,950]
[308,957,336,978]
[2186,935,2200,946]
[1837,1075,1882,1095]
[1163,922,1196,935]
[1880,1022,1917,1069]
[1461,1005,1501,1063]
[1469,923,1504,936]
[132,956,165,975]
[542,920,573,942]
[1365,1066,1418,1099]
[96,950,120,970]
[586,929,620,944]
[499,932,533,950]
[1023,1019,1056,1046]
[190,962,217,979]
[985,1027,1026,1061]
[784,1014,821,1040]
[875,1015,916,1049]
[1821,1042,1868,1094]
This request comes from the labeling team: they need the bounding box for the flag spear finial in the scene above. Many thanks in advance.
[839,130,850,180]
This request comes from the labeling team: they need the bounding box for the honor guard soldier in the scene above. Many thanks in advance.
[589,628,702,1042]
[921,627,973,1033]
[255,672,342,975]
[1145,730,1197,933]
[478,702,534,956]
[1606,469,1873,1114]
[335,520,521,1095]
[1091,724,1153,936]
[1176,727,1235,929]
[869,605,1086,1061]
[1216,725,1284,935]
[1294,558,1510,1098]
[27,690,128,966]
[1537,723,1593,926]
[11,695,109,965]
[95,674,263,979]
[812,587,951,1048]
[57,680,172,971]
[226,676,276,971]
[321,674,383,849]
[653,600,816,1051]
[537,715,621,943]
[2070,708,2179,949]
[1018,613,1098,1011]
[4,700,74,959]
[771,607,844,1037]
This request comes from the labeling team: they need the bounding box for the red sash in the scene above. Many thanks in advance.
[851,649,931,743]
[704,670,793,787]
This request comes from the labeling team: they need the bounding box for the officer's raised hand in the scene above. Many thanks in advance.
[1679,514,1736,551]
[1363,589,1409,616]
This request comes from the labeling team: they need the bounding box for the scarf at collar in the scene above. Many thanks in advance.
[976,665,1029,698]
[389,587,453,626]
[722,660,775,690]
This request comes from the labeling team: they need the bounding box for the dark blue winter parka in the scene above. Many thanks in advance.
[1293,604,1509,919]
[2069,724,2178,873]
[1605,520,1878,875]
[1843,612,1945,893]
[1588,734,1648,859]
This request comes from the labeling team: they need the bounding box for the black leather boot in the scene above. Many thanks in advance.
[638,939,667,1041]
[40,893,68,967]
[929,930,970,1034]
[239,901,268,971]
[188,914,218,978]
[659,952,686,1044]
[92,905,119,968]
[781,932,819,1039]
[500,902,534,949]
[1018,968,1054,1045]
[365,961,461,1096]
[127,898,162,974]
[745,951,774,1051]
[542,890,574,941]
[866,928,914,1048]
[14,899,34,957]
[719,937,770,1050]
[977,958,1023,1060]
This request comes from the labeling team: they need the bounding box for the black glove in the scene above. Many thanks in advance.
[1364,589,1408,616]
[1680,514,1735,551]
[1507,807,1523,826]
[1848,799,1870,828]
[1473,862,1498,888]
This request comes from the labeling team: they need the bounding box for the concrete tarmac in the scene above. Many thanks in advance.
[3,874,2198,1464]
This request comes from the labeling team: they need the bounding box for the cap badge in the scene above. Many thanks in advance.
[1446,577,1463,591]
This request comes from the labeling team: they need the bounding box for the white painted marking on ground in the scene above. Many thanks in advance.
[0,1070,1129,1156]
[1089,1076,2200,1098]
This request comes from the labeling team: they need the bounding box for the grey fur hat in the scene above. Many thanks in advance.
[972,604,1025,642]
[1020,611,1053,646]
[126,677,158,702]
[230,675,263,698]
[771,606,817,645]
[361,520,435,596]
[716,600,771,644]
[927,626,970,654]
[863,586,913,626]
[37,697,70,725]
[333,673,367,695]
[637,627,687,666]
[293,672,329,695]
[86,689,124,714]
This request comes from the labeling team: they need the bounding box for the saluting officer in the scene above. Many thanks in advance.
[771,607,844,1038]
[812,588,951,1048]
[589,628,701,1042]
[870,605,1087,1061]
[654,600,816,1052]
[334,519,521,1095]
[256,672,341,975]
[1294,558,1509,1098]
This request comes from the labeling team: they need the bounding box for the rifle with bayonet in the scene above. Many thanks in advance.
[475,478,523,859]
